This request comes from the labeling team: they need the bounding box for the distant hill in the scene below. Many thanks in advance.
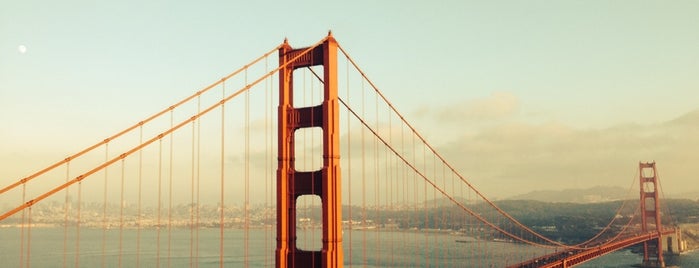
[670,191,699,201]
[507,186,631,203]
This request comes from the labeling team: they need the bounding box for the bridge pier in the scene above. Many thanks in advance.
[665,229,686,255]
[636,229,685,267]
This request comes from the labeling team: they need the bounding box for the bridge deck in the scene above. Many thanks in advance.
[508,229,676,268]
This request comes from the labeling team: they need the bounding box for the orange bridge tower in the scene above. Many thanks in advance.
[639,161,665,267]
[276,33,343,268]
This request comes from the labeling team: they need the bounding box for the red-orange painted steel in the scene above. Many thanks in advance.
[639,162,665,267]
[276,33,343,268]
[533,229,676,268]
[508,162,674,268]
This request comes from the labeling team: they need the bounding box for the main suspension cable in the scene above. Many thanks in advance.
[0,45,283,197]
[0,37,329,222]
[336,43,600,249]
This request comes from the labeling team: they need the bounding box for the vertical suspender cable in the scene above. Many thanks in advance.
[476,188,481,267]
[361,77,366,265]
[486,201,492,265]
[196,95,202,268]
[157,138,163,268]
[264,55,270,268]
[76,179,82,267]
[345,58,352,267]
[300,69,306,248]
[63,162,71,268]
[387,105,394,266]
[316,66,322,260]
[19,184,24,268]
[219,81,226,268]
[310,68,316,257]
[244,68,250,267]
[451,166,457,263]
[411,132,417,266]
[168,110,174,268]
[373,89,380,265]
[432,151,436,265]
[302,69,309,251]
[194,95,201,267]
[440,159,444,264]
[26,206,32,268]
[136,125,143,268]
[268,65,275,266]
[463,171,470,265]
[270,69,276,265]
[102,143,109,268]
[190,108,196,267]
[400,116,407,265]
[433,152,438,266]
[422,141,431,267]
[119,158,125,267]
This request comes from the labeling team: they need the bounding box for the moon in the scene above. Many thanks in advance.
[18,45,27,54]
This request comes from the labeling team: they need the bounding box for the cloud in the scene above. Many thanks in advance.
[419,92,519,123]
[434,109,699,198]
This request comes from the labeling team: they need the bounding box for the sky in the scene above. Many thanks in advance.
[1,1,698,202]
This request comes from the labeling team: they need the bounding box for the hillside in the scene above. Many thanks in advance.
[507,186,630,203]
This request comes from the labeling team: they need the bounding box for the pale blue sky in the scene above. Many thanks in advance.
[1,1,698,198]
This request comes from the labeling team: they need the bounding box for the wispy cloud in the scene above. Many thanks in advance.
[417,92,519,123]
[433,109,699,198]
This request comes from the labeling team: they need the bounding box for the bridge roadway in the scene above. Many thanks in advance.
[507,229,677,268]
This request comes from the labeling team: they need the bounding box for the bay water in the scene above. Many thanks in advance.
[1,227,698,267]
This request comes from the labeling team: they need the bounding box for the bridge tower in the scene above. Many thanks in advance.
[276,33,343,268]
[639,161,665,267]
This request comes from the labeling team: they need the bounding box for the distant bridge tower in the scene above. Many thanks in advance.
[276,33,343,268]
[639,161,665,267]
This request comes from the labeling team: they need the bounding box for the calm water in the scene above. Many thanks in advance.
[1,227,698,267]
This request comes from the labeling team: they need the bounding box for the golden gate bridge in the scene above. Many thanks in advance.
[0,33,685,267]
